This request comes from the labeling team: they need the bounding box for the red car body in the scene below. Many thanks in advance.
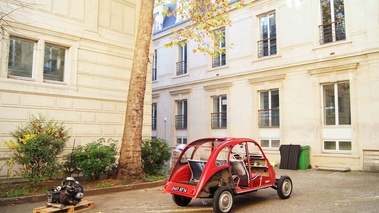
[164,137,292,213]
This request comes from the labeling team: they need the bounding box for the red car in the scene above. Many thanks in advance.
[164,137,293,213]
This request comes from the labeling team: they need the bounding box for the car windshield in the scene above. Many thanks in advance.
[179,139,224,163]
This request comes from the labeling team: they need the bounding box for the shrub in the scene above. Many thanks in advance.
[141,138,170,175]
[4,114,69,186]
[63,138,118,180]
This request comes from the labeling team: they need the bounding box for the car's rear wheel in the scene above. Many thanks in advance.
[277,175,292,199]
[213,186,234,213]
[172,194,192,206]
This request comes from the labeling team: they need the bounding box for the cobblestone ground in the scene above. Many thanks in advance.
[1,169,379,213]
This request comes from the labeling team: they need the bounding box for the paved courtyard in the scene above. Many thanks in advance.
[1,169,379,213]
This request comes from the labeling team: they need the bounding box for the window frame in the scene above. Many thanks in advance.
[152,103,157,130]
[257,11,277,58]
[175,99,187,129]
[7,36,36,80]
[323,140,352,153]
[260,139,280,149]
[322,81,351,126]
[319,0,346,44]
[258,89,280,128]
[152,49,157,81]
[211,95,227,129]
[212,28,226,68]
[43,43,67,83]
[176,42,187,76]
[176,137,187,145]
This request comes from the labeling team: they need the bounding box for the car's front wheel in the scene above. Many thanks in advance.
[172,194,192,206]
[277,175,293,199]
[213,186,234,213]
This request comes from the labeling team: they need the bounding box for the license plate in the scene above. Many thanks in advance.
[171,186,188,193]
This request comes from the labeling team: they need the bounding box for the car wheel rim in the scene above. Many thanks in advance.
[282,179,292,196]
[219,191,232,212]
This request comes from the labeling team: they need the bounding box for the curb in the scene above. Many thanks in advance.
[0,179,167,206]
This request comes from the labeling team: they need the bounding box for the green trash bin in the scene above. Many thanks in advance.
[298,146,310,170]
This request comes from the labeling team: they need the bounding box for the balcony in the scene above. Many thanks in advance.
[257,37,277,58]
[176,61,187,76]
[319,21,346,44]
[258,109,279,127]
[211,112,227,129]
[175,115,187,129]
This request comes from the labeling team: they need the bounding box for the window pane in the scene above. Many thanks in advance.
[260,91,269,109]
[269,13,276,37]
[260,16,268,40]
[323,84,335,125]
[261,140,269,147]
[324,141,336,150]
[321,0,332,24]
[339,141,351,151]
[8,37,34,78]
[44,45,65,81]
[338,83,351,125]
[271,140,280,148]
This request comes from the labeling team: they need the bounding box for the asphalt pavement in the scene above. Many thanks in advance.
[1,168,378,213]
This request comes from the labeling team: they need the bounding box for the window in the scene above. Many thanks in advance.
[44,44,66,82]
[176,42,187,76]
[261,139,280,148]
[258,12,276,57]
[323,82,350,125]
[176,137,187,145]
[324,140,351,152]
[211,95,227,128]
[8,37,68,83]
[175,99,187,129]
[152,49,157,81]
[258,89,279,127]
[8,37,34,78]
[212,28,226,68]
[319,0,345,44]
[152,103,157,130]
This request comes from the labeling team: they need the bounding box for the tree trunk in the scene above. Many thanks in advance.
[116,0,154,182]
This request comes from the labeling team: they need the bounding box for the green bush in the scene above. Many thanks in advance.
[4,114,69,186]
[141,138,170,175]
[63,138,118,180]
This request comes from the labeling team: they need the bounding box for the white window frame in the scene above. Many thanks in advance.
[258,11,277,57]
[152,103,157,130]
[322,82,351,126]
[212,28,226,68]
[152,49,157,81]
[323,140,352,153]
[260,139,280,149]
[211,95,227,129]
[175,99,187,129]
[176,42,187,76]
[259,89,279,127]
[177,137,187,145]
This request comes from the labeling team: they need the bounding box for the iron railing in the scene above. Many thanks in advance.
[211,112,227,129]
[152,68,157,81]
[319,21,346,44]
[257,36,277,58]
[212,53,226,68]
[152,117,157,130]
[175,114,187,129]
[258,109,279,127]
[176,61,187,76]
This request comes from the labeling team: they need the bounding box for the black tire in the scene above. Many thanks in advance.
[172,194,192,206]
[277,175,293,199]
[212,186,234,213]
